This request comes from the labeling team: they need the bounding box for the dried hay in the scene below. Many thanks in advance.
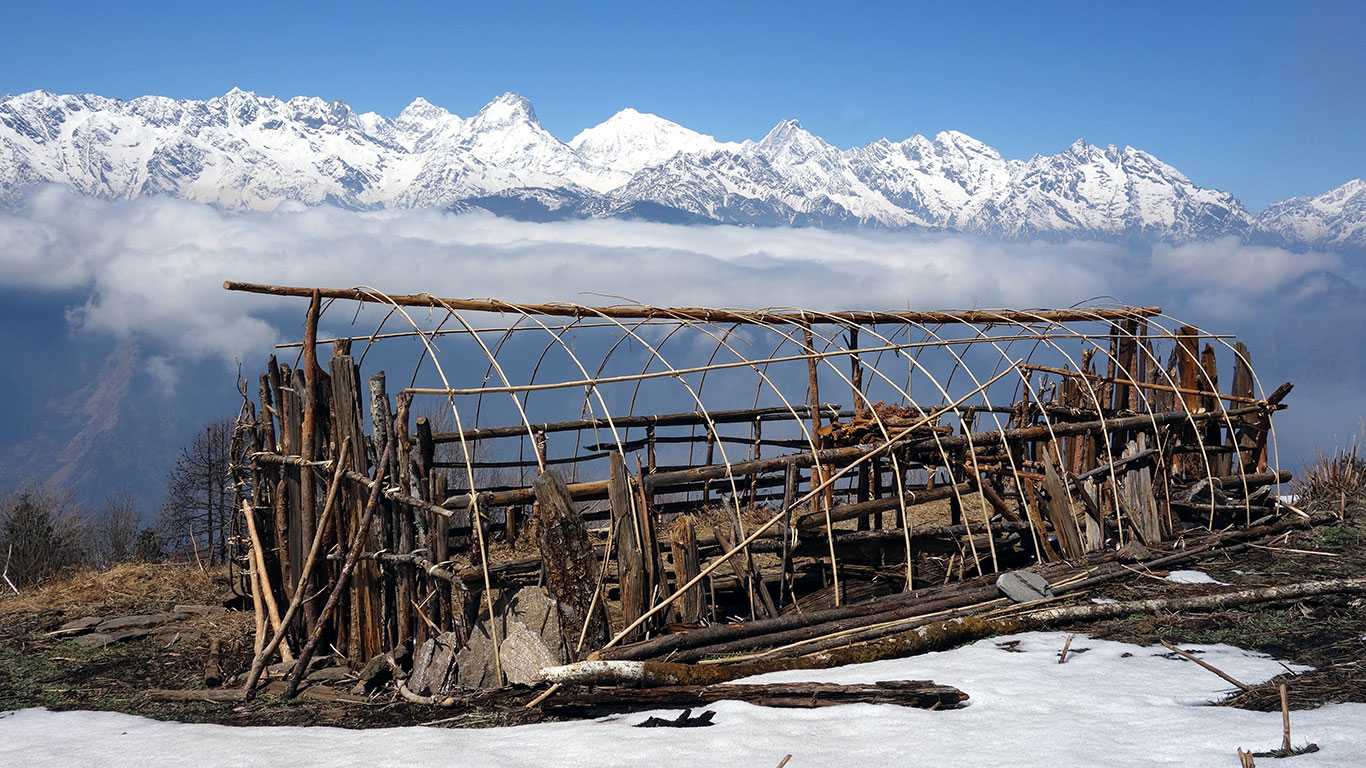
[0,561,225,619]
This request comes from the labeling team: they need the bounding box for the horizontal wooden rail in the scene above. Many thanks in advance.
[225,280,1161,326]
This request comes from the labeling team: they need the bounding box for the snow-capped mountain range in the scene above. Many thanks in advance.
[2,88,1361,247]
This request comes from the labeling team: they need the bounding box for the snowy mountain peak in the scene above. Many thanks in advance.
[398,96,449,121]
[759,119,808,146]
[474,92,538,127]
[1256,178,1366,247]
[932,130,1000,158]
[756,119,840,168]
[570,107,733,175]
[0,88,1360,246]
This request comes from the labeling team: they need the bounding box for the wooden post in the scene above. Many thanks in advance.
[534,470,609,657]
[298,291,323,632]
[1103,326,1119,415]
[871,456,884,529]
[1131,319,1150,411]
[1176,325,1201,477]
[748,419,762,510]
[1041,449,1084,560]
[393,393,416,649]
[778,462,799,608]
[645,425,657,474]
[368,372,397,651]
[856,460,871,531]
[278,375,304,604]
[668,516,702,624]
[431,474,465,641]
[413,415,437,637]
[848,327,864,420]
[1200,344,1229,476]
[1229,342,1261,472]
[802,324,829,512]
[610,453,648,642]
[329,342,379,662]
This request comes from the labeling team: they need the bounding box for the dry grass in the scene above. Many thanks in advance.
[0,561,229,620]
[1292,446,1366,512]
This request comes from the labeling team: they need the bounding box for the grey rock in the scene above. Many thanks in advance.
[454,586,569,689]
[996,570,1053,603]
[409,632,461,696]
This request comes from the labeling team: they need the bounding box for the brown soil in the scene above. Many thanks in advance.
[3,505,1362,729]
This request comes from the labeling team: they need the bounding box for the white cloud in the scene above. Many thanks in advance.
[0,185,1356,368]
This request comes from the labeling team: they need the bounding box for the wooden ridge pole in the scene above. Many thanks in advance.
[224,281,1162,326]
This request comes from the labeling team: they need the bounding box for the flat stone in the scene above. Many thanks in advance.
[996,570,1052,603]
[73,627,155,649]
[95,612,184,632]
[409,632,461,696]
[306,665,353,684]
[51,617,102,637]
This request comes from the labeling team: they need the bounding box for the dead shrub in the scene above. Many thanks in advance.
[1291,445,1366,512]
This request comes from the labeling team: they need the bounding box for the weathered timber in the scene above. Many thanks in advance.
[668,516,703,624]
[610,454,648,643]
[534,470,610,657]
[241,437,350,696]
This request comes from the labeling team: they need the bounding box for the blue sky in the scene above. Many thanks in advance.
[2,1,1362,209]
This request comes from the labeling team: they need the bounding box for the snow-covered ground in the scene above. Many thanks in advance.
[3,632,1363,767]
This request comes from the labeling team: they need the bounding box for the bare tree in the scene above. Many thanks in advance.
[90,492,140,567]
[0,488,88,588]
[159,419,236,564]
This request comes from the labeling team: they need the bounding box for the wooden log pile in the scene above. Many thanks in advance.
[223,281,1297,713]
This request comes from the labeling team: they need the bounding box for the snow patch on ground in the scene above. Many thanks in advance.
[2,632,1363,768]
[1165,569,1229,585]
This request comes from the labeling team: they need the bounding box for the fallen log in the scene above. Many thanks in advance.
[591,510,1332,664]
[542,680,968,716]
[543,577,1366,687]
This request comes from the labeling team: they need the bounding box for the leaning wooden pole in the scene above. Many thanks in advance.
[282,435,393,699]
[241,436,350,698]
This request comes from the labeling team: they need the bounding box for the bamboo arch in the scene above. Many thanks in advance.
[231,281,1291,691]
